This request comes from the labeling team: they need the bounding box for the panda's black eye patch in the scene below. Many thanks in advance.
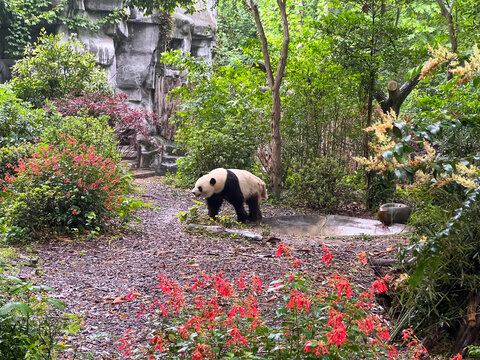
[210,178,216,186]
[198,186,203,192]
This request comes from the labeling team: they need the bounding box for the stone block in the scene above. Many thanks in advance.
[84,0,123,12]
[78,32,115,66]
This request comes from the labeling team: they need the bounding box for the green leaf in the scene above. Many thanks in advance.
[0,302,34,316]
[45,297,66,310]
[382,150,393,161]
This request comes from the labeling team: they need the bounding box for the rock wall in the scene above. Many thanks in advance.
[59,0,217,112]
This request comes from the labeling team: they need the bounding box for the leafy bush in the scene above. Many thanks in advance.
[0,85,46,147]
[120,244,398,359]
[0,143,36,178]
[161,51,269,183]
[0,137,144,242]
[365,170,396,212]
[10,31,110,108]
[355,46,480,351]
[284,157,359,213]
[48,90,159,145]
[0,276,80,359]
[40,110,121,163]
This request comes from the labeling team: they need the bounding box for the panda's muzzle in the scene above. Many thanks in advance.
[192,186,202,197]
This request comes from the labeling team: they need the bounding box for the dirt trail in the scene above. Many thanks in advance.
[32,177,406,359]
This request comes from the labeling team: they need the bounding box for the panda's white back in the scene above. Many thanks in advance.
[229,169,267,202]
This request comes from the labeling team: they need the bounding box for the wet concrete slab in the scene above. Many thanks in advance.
[262,215,326,236]
[262,214,410,237]
[320,215,409,236]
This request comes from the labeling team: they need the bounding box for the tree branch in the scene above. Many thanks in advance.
[398,72,421,103]
[273,0,289,93]
[247,0,275,88]
[435,0,450,18]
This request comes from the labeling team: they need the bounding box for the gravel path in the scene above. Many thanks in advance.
[30,177,407,359]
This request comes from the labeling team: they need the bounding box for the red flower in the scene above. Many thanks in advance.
[293,258,301,267]
[401,328,413,341]
[72,209,78,215]
[371,275,391,296]
[287,289,311,312]
[329,273,354,299]
[225,326,248,346]
[321,244,333,267]
[275,243,291,257]
[316,341,329,355]
[191,344,205,360]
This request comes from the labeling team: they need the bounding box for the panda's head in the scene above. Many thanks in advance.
[191,168,227,198]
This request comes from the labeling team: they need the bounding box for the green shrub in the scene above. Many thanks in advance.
[365,170,396,212]
[0,143,36,178]
[284,157,359,213]
[0,138,144,242]
[0,276,80,360]
[10,30,110,108]
[40,110,121,163]
[0,85,46,147]
[161,51,269,183]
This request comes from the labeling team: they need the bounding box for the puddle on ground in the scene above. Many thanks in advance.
[262,215,410,237]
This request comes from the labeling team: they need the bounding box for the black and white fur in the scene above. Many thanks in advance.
[192,168,267,223]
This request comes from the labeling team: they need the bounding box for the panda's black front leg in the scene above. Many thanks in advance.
[207,197,223,220]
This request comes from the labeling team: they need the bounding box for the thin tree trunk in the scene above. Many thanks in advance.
[248,0,289,199]
[435,0,457,79]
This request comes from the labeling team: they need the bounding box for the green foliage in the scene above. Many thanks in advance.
[398,185,457,238]
[0,139,143,243]
[161,51,269,183]
[0,86,46,147]
[40,110,121,163]
[124,0,196,14]
[361,46,480,347]
[394,194,480,341]
[176,201,204,224]
[284,158,359,213]
[0,143,36,178]
[0,273,80,359]
[10,31,110,108]
[365,171,396,212]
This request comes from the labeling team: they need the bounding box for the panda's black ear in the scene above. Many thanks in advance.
[210,178,216,186]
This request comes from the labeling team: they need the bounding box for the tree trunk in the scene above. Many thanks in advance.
[435,0,458,79]
[248,0,289,199]
[271,91,282,198]
[374,73,421,116]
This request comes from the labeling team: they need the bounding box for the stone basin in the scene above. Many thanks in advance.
[262,214,410,237]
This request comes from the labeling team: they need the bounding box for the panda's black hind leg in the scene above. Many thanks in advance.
[246,195,262,222]
[230,200,248,223]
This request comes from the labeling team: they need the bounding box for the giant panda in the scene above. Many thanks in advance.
[191,168,267,223]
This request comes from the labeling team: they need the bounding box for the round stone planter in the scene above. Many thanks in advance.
[377,203,411,226]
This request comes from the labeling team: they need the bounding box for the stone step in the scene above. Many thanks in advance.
[132,169,157,179]
[161,154,180,164]
[157,162,178,176]
[120,159,138,171]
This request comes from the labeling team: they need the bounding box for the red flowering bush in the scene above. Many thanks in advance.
[0,135,143,242]
[49,90,158,145]
[120,244,400,359]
